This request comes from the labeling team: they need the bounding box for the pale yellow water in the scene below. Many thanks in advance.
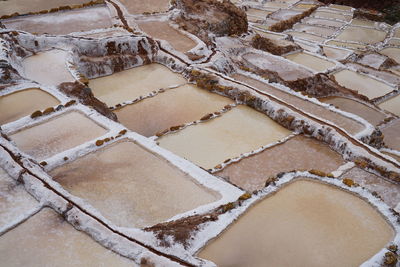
[0,208,134,266]
[322,45,352,60]
[198,179,394,267]
[380,47,400,64]
[302,17,345,28]
[287,31,326,42]
[0,167,39,229]
[115,84,233,137]
[329,4,352,11]
[253,29,286,40]
[50,141,219,228]
[313,10,352,21]
[379,95,400,116]
[326,40,367,51]
[333,69,394,99]
[294,3,317,10]
[293,24,337,37]
[336,26,387,44]
[246,8,271,18]
[321,97,386,126]
[158,105,291,169]
[351,19,377,27]
[217,135,344,191]
[89,64,186,106]
[0,88,60,125]
[10,111,107,161]
[137,21,196,53]
[22,50,75,86]
[285,52,335,72]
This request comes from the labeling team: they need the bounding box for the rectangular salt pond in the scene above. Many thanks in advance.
[253,29,286,40]
[22,49,75,86]
[246,8,272,18]
[0,208,133,266]
[158,105,291,170]
[333,69,394,99]
[292,24,337,37]
[285,52,335,72]
[198,179,394,267]
[0,167,39,229]
[3,6,112,35]
[320,96,386,126]
[89,63,186,107]
[50,141,220,228]
[137,21,196,53]
[243,52,313,81]
[312,10,352,22]
[322,46,352,60]
[0,88,60,125]
[217,135,344,191]
[381,120,400,151]
[115,84,233,137]
[0,0,93,16]
[302,17,345,28]
[379,95,400,116]
[380,47,400,64]
[336,26,387,44]
[286,31,327,43]
[119,0,169,14]
[10,111,108,161]
[325,40,367,51]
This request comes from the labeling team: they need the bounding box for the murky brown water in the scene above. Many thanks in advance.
[379,95,400,116]
[341,167,400,208]
[322,45,352,60]
[158,105,291,169]
[0,208,134,266]
[0,0,92,16]
[232,74,364,134]
[380,47,400,64]
[320,97,385,126]
[217,135,344,191]
[333,70,394,99]
[243,52,313,81]
[381,120,400,151]
[336,26,387,44]
[115,84,233,137]
[3,6,112,35]
[198,179,394,267]
[137,21,196,53]
[0,88,60,125]
[10,111,107,161]
[285,52,335,72]
[22,50,75,86]
[119,0,170,14]
[89,63,186,106]
[0,167,39,229]
[50,141,219,228]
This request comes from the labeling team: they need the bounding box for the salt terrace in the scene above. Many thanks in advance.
[0,0,399,266]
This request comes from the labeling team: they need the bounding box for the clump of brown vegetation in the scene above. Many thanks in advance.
[342,178,356,187]
[172,0,248,44]
[251,34,301,56]
[269,6,318,32]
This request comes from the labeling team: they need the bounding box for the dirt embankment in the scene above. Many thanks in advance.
[172,0,248,45]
